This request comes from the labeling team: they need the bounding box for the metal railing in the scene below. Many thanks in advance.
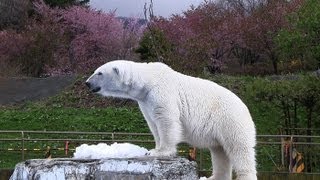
[1,130,320,174]
[0,130,154,161]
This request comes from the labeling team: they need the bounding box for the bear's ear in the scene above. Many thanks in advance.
[112,67,120,75]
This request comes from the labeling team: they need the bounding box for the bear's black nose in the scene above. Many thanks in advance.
[85,82,91,88]
[92,87,101,93]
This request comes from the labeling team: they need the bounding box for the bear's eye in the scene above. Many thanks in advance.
[97,72,103,75]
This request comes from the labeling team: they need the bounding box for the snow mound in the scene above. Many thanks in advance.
[73,143,149,159]
[199,177,208,180]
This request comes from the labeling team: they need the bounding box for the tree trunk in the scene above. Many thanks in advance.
[286,99,291,134]
[281,100,289,135]
[271,54,278,74]
[293,100,298,135]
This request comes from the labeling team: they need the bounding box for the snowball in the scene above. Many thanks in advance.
[73,142,149,159]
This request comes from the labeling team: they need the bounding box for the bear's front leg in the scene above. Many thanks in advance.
[145,120,161,154]
[147,126,178,156]
[143,112,161,149]
[138,103,161,153]
[148,106,182,157]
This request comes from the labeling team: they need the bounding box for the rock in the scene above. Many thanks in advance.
[10,157,198,180]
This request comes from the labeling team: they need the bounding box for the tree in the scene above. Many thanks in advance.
[229,0,304,74]
[135,28,173,62]
[276,0,320,70]
[138,2,232,74]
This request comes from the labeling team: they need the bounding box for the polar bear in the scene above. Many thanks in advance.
[85,60,257,180]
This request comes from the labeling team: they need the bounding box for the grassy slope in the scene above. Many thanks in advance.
[0,106,148,132]
[0,75,280,134]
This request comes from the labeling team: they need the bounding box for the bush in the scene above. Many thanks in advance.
[244,74,320,172]
[244,75,320,134]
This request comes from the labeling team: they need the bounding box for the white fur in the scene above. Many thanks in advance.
[86,60,257,180]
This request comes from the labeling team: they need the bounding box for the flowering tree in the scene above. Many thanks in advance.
[139,2,235,74]
[235,0,304,74]
[37,0,145,74]
[0,0,145,77]
[137,0,304,75]
[60,6,124,72]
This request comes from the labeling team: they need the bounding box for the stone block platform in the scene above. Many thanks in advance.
[10,157,198,180]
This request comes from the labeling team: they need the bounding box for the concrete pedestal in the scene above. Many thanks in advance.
[10,157,198,180]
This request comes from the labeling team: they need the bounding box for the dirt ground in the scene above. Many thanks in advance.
[0,76,76,105]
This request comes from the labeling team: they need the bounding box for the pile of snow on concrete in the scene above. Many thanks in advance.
[73,142,149,159]
[199,177,208,180]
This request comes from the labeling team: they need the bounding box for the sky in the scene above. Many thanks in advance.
[90,0,204,18]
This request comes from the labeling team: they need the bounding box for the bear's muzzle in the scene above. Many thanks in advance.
[85,82,101,93]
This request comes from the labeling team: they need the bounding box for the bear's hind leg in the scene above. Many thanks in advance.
[207,146,232,180]
[229,146,257,180]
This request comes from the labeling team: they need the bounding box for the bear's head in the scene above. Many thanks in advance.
[85,60,144,100]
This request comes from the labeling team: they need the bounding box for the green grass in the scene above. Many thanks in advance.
[0,106,147,133]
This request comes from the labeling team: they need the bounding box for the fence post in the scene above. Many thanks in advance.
[112,132,115,143]
[289,136,293,172]
[281,137,284,167]
[21,131,25,161]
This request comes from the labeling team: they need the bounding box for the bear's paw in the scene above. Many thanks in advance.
[147,148,177,157]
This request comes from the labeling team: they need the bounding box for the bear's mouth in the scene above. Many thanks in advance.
[91,87,101,93]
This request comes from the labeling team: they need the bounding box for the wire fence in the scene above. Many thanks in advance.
[0,130,320,175]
